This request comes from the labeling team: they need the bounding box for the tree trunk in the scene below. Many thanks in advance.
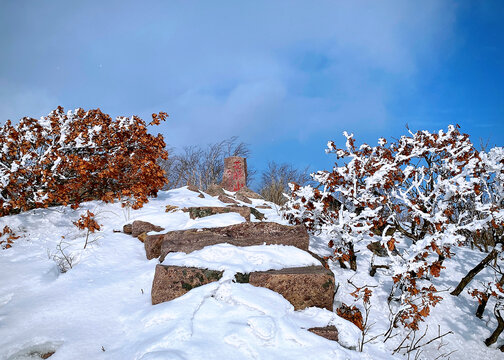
[370,264,389,277]
[476,276,504,318]
[349,243,357,271]
[476,298,488,319]
[451,249,498,296]
[485,308,504,346]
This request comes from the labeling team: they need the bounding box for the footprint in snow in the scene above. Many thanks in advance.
[247,316,277,342]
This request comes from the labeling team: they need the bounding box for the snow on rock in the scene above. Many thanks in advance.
[162,243,319,280]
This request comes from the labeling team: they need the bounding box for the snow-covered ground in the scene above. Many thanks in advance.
[0,187,501,359]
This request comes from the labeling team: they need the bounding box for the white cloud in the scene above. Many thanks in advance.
[0,0,458,148]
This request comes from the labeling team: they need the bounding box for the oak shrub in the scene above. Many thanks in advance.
[283,125,504,340]
[0,107,168,216]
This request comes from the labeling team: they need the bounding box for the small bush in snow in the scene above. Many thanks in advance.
[73,210,101,249]
[0,225,20,249]
[49,236,76,273]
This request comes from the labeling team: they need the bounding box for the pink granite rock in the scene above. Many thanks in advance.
[143,221,309,260]
[248,266,335,311]
[151,265,223,305]
[131,220,164,238]
[235,193,252,204]
[236,186,263,199]
[186,184,200,192]
[218,194,238,204]
[205,184,225,197]
[182,206,251,221]
[308,326,339,341]
[151,264,334,312]
[123,223,133,234]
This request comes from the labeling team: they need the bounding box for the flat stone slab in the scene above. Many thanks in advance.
[151,265,223,305]
[146,222,308,260]
[247,266,335,311]
[308,326,339,341]
[183,206,251,221]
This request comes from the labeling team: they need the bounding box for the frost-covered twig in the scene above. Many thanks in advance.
[393,325,453,356]
[49,238,76,273]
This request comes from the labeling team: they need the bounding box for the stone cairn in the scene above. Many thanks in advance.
[123,157,339,342]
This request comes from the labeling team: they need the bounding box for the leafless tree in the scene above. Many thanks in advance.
[160,137,253,190]
[259,161,312,205]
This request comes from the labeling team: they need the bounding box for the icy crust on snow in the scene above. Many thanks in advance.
[0,187,382,360]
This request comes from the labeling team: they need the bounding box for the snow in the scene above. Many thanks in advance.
[0,186,502,359]
[162,244,320,280]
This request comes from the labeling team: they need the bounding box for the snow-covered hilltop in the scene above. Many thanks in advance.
[0,187,502,359]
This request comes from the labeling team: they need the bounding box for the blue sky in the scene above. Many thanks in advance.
[1,1,503,185]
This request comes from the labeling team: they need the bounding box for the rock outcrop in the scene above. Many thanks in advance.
[236,186,263,200]
[218,194,238,204]
[182,206,252,221]
[205,184,225,197]
[144,222,309,260]
[235,193,252,204]
[131,220,165,238]
[247,266,335,311]
[151,264,335,312]
[151,265,223,305]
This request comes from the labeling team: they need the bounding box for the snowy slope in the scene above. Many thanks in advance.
[0,187,501,359]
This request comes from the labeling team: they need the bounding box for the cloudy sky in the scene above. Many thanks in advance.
[1,1,503,182]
